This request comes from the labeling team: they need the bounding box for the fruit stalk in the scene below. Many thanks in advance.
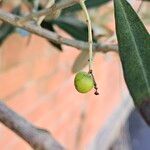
[79,0,93,71]
[79,0,99,95]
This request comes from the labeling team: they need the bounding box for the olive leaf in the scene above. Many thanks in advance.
[41,17,92,51]
[0,7,20,44]
[51,17,89,41]
[41,21,62,51]
[114,0,150,124]
[0,23,14,44]
[62,0,110,13]
[52,17,97,42]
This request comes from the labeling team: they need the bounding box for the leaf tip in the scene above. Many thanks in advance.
[139,98,150,126]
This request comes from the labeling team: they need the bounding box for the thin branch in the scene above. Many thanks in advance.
[18,0,78,23]
[0,9,118,53]
[37,0,55,26]
[0,101,64,150]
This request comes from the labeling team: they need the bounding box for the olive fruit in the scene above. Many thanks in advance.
[74,71,94,93]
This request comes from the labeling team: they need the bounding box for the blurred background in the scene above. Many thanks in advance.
[0,0,150,149]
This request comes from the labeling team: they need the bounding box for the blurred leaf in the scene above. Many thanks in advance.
[27,0,34,4]
[72,51,96,73]
[0,23,14,44]
[114,0,150,109]
[42,16,97,52]
[62,0,110,13]
[41,21,62,51]
[15,28,30,37]
[0,7,20,44]
[51,16,97,42]
[52,17,88,41]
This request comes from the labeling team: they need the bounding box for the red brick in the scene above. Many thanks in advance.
[2,130,31,150]
[0,62,31,99]
[58,46,80,68]
[6,83,40,115]
[0,33,28,69]
[35,80,85,150]
[33,81,71,125]
[0,34,55,70]
[40,66,72,95]
[31,51,59,80]
[26,95,57,123]
[6,139,31,150]
[26,81,75,124]
[0,125,19,148]
[19,35,51,61]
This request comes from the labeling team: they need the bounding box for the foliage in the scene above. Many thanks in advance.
[114,0,150,106]
[62,0,110,13]
[0,7,20,44]
[0,0,108,47]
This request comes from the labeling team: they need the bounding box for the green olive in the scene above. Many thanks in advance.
[74,71,94,93]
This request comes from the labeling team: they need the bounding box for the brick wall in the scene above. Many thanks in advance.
[0,31,125,150]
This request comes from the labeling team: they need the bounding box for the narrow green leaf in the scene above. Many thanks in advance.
[114,0,150,123]
[42,17,97,50]
[51,17,97,42]
[0,23,14,44]
[0,7,20,44]
[41,21,62,51]
[52,17,88,41]
[62,0,110,13]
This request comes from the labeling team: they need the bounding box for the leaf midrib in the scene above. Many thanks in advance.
[119,0,150,95]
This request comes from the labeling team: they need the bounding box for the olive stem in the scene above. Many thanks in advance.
[79,0,93,71]
[80,0,99,95]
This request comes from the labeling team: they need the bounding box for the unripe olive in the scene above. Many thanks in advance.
[74,71,94,93]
